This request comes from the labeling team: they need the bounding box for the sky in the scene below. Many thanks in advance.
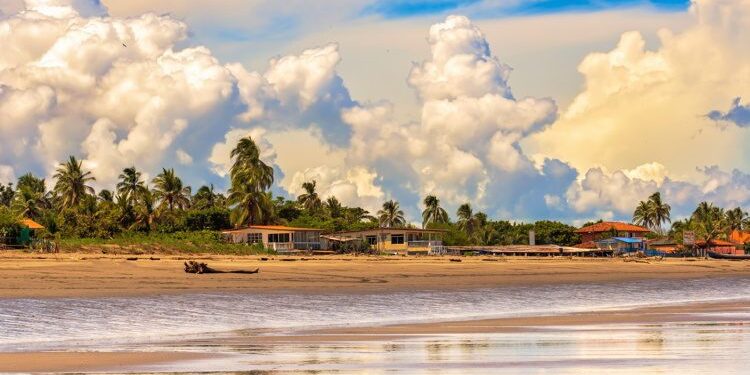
[0,0,749,225]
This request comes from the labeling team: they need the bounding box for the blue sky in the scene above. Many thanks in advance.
[365,0,690,18]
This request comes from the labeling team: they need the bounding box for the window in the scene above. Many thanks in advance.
[366,235,377,245]
[248,233,262,244]
[268,233,290,243]
[391,234,404,245]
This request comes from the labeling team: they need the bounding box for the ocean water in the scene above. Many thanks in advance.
[2,276,750,353]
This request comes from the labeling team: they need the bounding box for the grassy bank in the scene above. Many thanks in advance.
[57,231,271,255]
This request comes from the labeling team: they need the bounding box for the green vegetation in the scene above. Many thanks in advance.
[0,135,747,254]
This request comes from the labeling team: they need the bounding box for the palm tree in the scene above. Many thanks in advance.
[133,190,156,231]
[16,173,46,195]
[632,200,655,229]
[325,196,343,218]
[377,200,405,228]
[151,168,191,211]
[648,192,671,231]
[53,156,95,210]
[726,207,749,232]
[192,184,218,210]
[692,202,728,253]
[230,137,274,191]
[456,203,479,237]
[228,185,272,226]
[297,180,322,212]
[421,195,448,228]
[11,187,47,220]
[117,167,148,205]
[228,137,274,227]
[97,189,114,203]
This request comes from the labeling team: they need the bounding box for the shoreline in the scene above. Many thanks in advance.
[3,252,750,299]
[4,299,749,373]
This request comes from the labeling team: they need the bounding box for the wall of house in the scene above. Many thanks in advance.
[580,231,646,243]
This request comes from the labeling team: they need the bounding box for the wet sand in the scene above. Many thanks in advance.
[0,351,208,373]
[3,251,750,298]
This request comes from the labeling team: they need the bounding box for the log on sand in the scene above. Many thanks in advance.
[184,261,259,274]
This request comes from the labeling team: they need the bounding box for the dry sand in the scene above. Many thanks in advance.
[3,251,750,298]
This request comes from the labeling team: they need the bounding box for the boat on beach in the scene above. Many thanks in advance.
[708,251,750,260]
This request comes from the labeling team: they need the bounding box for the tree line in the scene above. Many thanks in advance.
[4,137,745,248]
[632,192,750,247]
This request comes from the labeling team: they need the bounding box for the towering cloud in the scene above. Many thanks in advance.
[0,1,748,222]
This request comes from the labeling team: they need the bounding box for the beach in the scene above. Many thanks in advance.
[3,252,750,298]
[3,252,750,373]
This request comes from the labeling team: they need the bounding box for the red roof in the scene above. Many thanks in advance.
[222,225,321,233]
[575,221,650,234]
[696,239,737,247]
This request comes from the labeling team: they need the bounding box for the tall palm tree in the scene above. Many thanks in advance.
[325,196,343,218]
[297,180,322,212]
[151,168,191,211]
[52,156,95,210]
[230,137,274,191]
[377,200,405,228]
[726,207,749,232]
[632,192,671,232]
[456,203,479,237]
[228,137,274,227]
[117,166,148,205]
[632,200,655,229]
[421,195,448,228]
[228,185,272,226]
[648,192,671,231]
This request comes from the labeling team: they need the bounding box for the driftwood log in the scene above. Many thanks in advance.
[184,261,259,274]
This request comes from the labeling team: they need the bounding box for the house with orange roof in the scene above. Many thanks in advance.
[696,239,743,256]
[221,225,322,253]
[575,221,651,244]
[730,230,750,245]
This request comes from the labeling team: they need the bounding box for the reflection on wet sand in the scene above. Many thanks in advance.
[128,319,750,374]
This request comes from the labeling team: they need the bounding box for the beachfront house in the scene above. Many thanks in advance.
[325,228,446,255]
[648,238,679,253]
[595,237,647,255]
[574,221,651,249]
[221,225,322,253]
[696,239,743,256]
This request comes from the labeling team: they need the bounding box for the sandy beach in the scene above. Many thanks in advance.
[4,252,750,373]
[3,251,750,298]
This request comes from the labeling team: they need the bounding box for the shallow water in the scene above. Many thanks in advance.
[133,320,750,374]
[2,276,750,352]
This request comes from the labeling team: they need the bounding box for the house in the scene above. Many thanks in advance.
[575,222,651,243]
[326,228,446,255]
[596,237,647,255]
[648,238,679,253]
[221,225,322,253]
[17,218,44,246]
[696,239,743,256]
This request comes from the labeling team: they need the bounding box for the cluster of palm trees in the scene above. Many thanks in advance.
[670,202,749,245]
[632,192,672,233]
